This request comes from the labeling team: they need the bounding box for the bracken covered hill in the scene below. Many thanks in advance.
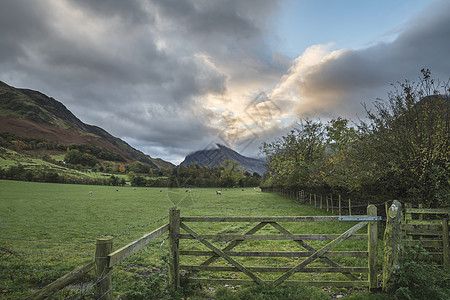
[0,81,173,169]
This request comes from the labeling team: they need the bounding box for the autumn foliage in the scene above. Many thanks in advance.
[261,70,449,208]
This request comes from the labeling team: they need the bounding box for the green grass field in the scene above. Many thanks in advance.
[0,180,376,299]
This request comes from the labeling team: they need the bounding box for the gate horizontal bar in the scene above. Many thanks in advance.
[180,250,368,258]
[181,265,369,273]
[179,234,367,241]
[406,209,449,214]
[338,216,381,221]
[181,216,342,222]
[186,278,369,287]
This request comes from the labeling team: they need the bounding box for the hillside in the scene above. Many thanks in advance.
[180,144,266,175]
[0,81,173,169]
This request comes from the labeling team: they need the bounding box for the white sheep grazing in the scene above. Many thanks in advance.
[216,190,222,195]
[89,191,93,196]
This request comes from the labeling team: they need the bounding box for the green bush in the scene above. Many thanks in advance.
[391,244,450,300]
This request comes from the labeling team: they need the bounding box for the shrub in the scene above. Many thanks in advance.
[390,244,450,300]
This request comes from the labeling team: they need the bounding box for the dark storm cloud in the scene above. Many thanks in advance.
[71,0,152,24]
[295,0,450,117]
[0,0,280,163]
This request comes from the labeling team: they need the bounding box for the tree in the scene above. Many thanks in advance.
[354,69,449,207]
[219,160,244,187]
[127,171,135,184]
[260,119,326,188]
[325,117,358,154]
[64,149,99,167]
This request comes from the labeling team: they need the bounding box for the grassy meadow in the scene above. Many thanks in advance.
[0,180,376,299]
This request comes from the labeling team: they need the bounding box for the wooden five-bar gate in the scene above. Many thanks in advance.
[28,206,379,299]
[169,205,379,290]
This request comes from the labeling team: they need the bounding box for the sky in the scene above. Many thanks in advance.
[1,0,449,164]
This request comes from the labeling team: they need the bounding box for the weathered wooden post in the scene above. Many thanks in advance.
[326,196,329,212]
[320,195,323,209]
[169,208,180,290]
[404,204,412,241]
[95,236,113,300]
[443,217,449,268]
[348,198,351,216]
[338,194,341,216]
[367,205,378,292]
[331,194,334,215]
[382,200,402,292]
[309,193,312,205]
[314,194,317,208]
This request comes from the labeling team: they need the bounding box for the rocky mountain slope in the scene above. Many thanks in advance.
[0,81,173,169]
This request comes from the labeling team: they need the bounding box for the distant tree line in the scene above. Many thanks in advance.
[167,160,262,188]
[0,154,262,188]
[260,70,449,208]
[125,160,262,188]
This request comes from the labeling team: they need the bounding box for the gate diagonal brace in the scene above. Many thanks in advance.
[200,222,269,267]
[271,221,368,288]
[268,222,358,281]
[180,222,266,286]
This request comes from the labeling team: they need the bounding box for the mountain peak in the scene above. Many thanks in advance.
[180,144,266,175]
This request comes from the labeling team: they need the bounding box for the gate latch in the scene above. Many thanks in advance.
[338,216,382,221]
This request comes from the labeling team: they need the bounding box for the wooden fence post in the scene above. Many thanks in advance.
[169,208,181,290]
[382,200,403,292]
[320,195,323,209]
[367,205,378,292]
[314,194,317,208]
[339,195,341,216]
[326,196,329,212]
[349,198,351,216]
[418,204,423,221]
[331,194,334,215]
[309,193,312,205]
[443,217,449,268]
[95,236,113,300]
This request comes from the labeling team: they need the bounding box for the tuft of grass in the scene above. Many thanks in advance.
[214,285,329,300]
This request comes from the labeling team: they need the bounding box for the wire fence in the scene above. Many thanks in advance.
[260,188,417,219]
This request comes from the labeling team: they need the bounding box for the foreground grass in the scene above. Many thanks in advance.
[0,180,378,299]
